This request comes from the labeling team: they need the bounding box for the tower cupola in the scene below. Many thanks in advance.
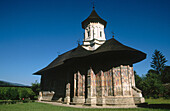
[82,8,107,51]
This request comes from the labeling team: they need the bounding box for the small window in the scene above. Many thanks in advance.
[93,30,95,37]
[88,31,90,37]
[100,31,102,37]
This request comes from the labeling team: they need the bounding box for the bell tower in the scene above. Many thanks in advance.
[81,8,107,51]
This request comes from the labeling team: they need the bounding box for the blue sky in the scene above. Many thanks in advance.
[0,0,170,85]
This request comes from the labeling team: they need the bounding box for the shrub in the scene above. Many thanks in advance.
[31,80,40,96]
[138,72,165,98]
[0,87,35,100]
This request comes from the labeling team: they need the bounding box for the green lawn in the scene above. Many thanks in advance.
[0,99,170,111]
[145,98,170,104]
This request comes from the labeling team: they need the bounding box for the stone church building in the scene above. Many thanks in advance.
[34,8,146,107]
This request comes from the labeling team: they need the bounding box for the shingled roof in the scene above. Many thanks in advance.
[81,9,107,29]
[34,38,146,75]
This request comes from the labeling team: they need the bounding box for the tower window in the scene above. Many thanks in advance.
[93,29,95,37]
[100,31,102,37]
[88,31,90,37]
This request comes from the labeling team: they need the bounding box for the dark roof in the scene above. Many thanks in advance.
[81,9,107,29]
[34,38,146,75]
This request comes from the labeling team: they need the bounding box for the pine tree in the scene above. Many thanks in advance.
[151,49,167,74]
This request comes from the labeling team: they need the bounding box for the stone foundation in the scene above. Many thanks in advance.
[105,97,135,105]
[132,86,145,104]
[85,97,97,106]
[96,97,106,106]
[72,96,85,105]
[64,96,70,104]
[38,91,55,101]
[133,97,145,104]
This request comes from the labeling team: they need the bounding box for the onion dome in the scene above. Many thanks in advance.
[81,9,107,29]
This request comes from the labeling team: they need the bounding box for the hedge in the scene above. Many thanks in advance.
[0,87,36,100]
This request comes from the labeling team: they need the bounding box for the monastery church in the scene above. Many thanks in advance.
[34,7,146,107]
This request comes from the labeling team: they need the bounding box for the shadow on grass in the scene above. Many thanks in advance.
[137,103,170,109]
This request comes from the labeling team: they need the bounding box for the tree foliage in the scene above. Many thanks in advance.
[0,87,34,100]
[151,49,167,74]
[0,81,41,100]
[134,71,143,90]
[31,80,40,98]
[143,71,164,98]
[135,70,166,98]
[162,66,170,83]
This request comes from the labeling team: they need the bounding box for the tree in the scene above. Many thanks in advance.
[31,80,40,99]
[162,66,170,83]
[134,71,143,90]
[151,50,167,74]
[141,71,165,98]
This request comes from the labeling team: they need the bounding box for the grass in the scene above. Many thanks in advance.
[0,99,170,111]
[145,98,170,104]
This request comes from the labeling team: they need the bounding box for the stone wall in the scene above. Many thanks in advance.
[72,71,85,104]
[40,65,145,106]
[38,91,55,101]
[70,65,140,105]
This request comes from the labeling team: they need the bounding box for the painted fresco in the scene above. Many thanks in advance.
[107,70,113,96]
[129,66,135,87]
[104,72,108,96]
[96,72,101,97]
[82,75,85,96]
[92,70,96,97]
[72,66,134,99]
[113,66,122,96]
[78,72,81,96]
[87,69,91,86]
[87,69,91,97]
[96,71,102,97]
[132,67,135,87]
[78,72,83,96]
[87,69,96,97]
[69,65,136,105]
[127,66,132,95]
[96,70,113,97]
[121,66,130,96]
[73,72,86,97]
[74,73,76,96]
